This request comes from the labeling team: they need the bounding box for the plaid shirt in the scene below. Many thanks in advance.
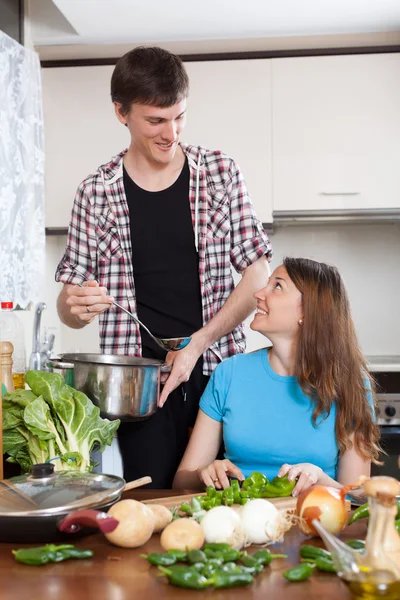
[56,144,272,375]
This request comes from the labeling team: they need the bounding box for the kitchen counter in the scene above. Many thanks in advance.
[0,489,365,600]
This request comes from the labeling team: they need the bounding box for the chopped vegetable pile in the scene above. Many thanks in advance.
[177,473,295,516]
[142,542,287,590]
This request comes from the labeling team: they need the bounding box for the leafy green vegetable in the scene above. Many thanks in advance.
[2,370,120,473]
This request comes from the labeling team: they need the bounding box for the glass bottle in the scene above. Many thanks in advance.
[0,302,26,389]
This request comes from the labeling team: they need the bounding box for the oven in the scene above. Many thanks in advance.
[368,357,400,478]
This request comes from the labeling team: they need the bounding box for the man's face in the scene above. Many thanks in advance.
[114,99,187,165]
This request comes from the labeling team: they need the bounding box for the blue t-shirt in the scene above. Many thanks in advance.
[200,349,373,481]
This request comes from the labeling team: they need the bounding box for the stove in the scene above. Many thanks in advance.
[367,356,400,477]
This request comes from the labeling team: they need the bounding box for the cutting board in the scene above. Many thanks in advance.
[143,492,297,511]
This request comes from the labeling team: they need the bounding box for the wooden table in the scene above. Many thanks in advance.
[0,489,365,600]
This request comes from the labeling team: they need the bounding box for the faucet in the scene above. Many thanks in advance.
[29,302,55,371]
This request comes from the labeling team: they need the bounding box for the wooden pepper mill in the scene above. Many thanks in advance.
[0,341,15,394]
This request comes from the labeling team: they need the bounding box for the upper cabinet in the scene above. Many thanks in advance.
[271,53,400,213]
[184,60,273,223]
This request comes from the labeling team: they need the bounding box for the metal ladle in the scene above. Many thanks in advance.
[78,282,191,352]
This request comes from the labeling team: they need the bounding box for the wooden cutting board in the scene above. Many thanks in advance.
[143,492,297,511]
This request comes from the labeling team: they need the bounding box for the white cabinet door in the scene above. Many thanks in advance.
[184,59,273,223]
[272,54,400,213]
[42,65,129,228]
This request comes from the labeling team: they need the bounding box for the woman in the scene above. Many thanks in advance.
[173,257,380,497]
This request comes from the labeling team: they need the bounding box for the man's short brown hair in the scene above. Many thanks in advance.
[111,46,189,115]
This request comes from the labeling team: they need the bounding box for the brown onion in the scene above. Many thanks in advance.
[296,484,354,536]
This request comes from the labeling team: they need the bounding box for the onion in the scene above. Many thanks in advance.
[240,499,294,545]
[200,506,245,550]
[296,484,352,537]
[160,518,204,551]
[105,499,155,548]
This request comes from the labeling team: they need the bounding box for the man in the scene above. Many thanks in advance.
[56,46,272,488]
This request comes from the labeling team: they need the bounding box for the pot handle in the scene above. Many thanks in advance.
[48,359,75,370]
[58,509,119,534]
[161,363,172,373]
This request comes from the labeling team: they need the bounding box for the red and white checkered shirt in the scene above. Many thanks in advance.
[56,144,272,375]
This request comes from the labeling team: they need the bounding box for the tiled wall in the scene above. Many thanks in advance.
[18,222,400,365]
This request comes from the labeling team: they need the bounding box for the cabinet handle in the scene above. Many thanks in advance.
[320,192,360,196]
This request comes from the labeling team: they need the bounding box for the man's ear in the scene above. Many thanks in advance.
[114,102,127,125]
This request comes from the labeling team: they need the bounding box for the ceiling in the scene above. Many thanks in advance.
[30,0,400,47]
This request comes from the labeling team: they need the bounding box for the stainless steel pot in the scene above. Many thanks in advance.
[49,353,170,421]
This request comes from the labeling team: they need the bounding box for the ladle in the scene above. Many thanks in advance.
[78,283,191,352]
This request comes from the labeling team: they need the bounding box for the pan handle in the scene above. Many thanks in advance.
[58,509,119,534]
[161,363,172,373]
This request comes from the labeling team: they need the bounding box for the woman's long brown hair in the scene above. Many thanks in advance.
[284,257,381,463]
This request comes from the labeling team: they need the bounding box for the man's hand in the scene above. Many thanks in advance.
[61,280,114,327]
[158,338,204,407]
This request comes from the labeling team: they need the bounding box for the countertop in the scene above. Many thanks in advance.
[0,488,366,600]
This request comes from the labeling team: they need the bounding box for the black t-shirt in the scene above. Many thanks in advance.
[123,158,203,358]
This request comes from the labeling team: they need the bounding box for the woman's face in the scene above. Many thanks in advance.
[250,265,303,339]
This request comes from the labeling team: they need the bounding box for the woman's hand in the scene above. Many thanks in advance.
[278,463,323,497]
[198,459,244,490]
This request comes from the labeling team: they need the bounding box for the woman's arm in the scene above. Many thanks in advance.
[279,434,371,496]
[172,410,223,490]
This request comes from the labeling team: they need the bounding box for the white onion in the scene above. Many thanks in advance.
[240,498,294,545]
[200,506,245,549]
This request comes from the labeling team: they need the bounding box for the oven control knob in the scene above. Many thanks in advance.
[385,406,396,418]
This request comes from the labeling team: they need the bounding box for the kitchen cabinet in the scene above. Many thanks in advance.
[184,60,273,223]
[42,60,273,228]
[271,53,400,213]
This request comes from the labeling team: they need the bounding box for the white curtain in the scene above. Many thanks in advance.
[0,32,45,308]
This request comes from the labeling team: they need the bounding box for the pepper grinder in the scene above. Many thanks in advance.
[0,341,14,393]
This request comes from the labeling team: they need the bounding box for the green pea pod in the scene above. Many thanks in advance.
[167,549,187,561]
[315,558,336,573]
[219,548,242,563]
[251,549,288,566]
[284,563,315,582]
[141,552,177,566]
[13,544,93,566]
[201,563,218,578]
[219,561,238,572]
[203,543,231,552]
[348,503,369,526]
[241,554,265,573]
[208,570,254,588]
[158,566,209,590]
[192,562,206,571]
[347,501,400,526]
[345,539,366,551]
[187,549,207,564]
[300,545,332,561]
[13,548,51,566]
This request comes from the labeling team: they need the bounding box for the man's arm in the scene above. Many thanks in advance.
[159,255,270,405]
[57,280,114,329]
